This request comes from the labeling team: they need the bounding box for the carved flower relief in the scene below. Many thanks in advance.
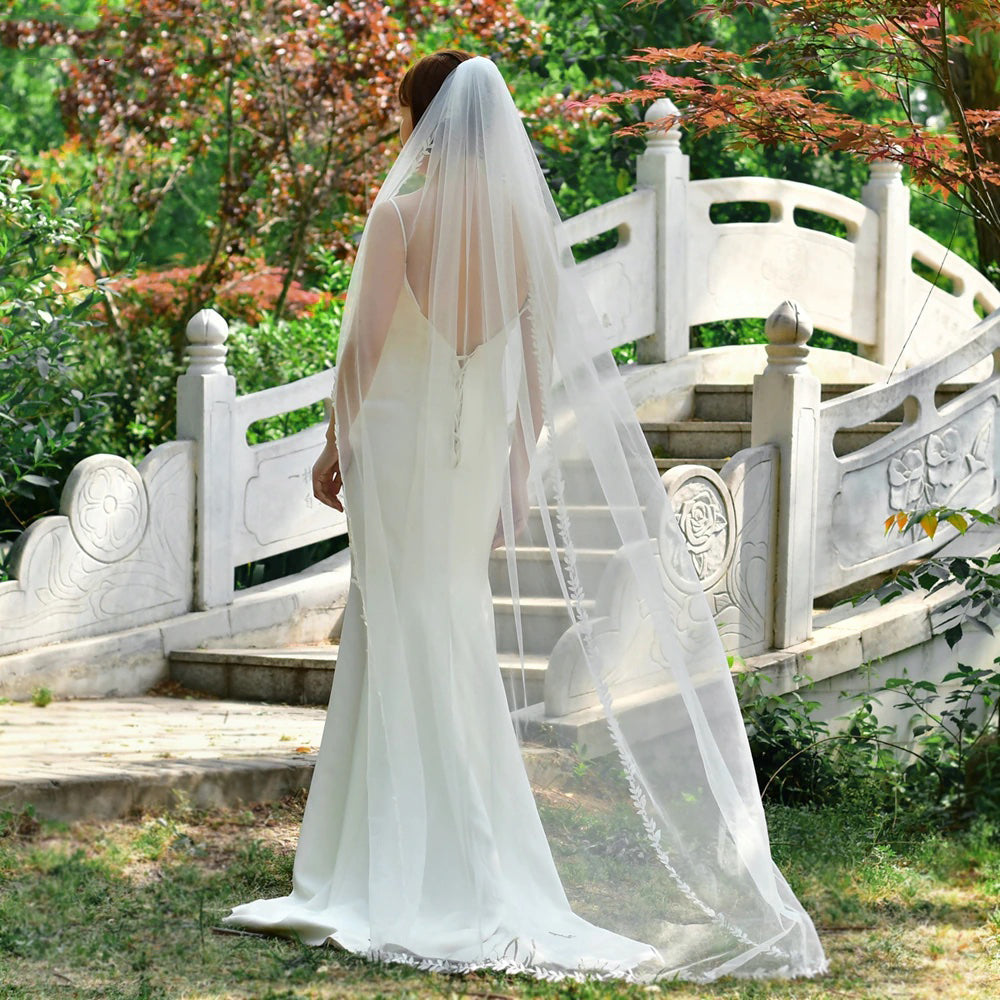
[67,458,149,562]
[886,420,991,513]
[925,428,964,488]
[888,448,926,511]
[677,487,728,580]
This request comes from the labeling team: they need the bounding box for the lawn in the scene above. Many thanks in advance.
[1,791,998,1000]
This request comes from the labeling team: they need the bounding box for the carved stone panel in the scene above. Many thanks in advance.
[831,400,998,572]
[663,450,776,657]
[544,447,778,719]
[0,443,195,656]
[667,470,735,589]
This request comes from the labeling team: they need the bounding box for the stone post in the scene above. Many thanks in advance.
[751,301,820,648]
[636,98,689,365]
[176,309,236,610]
[861,158,910,368]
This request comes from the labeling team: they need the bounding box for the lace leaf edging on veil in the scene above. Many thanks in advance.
[521,307,826,980]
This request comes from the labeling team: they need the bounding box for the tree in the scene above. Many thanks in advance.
[586,0,1000,275]
[1,0,541,359]
[0,154,108,555]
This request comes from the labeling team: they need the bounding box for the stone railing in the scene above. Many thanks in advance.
[749,298,1000,647]
[631,99,999,369]
[817,310,1000,599]
[4,104,1000,670]
[178,309,346,611]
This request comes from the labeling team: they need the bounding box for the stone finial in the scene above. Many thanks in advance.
[185,308,230,376]
[764,299,813,372]
[867,147,904,185]
[644,97,682,149]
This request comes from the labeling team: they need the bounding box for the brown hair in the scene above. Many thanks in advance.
[398,50,475,129]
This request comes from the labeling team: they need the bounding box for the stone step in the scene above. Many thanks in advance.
[0,696,324,822]
[523,505,624,549]
[642,421,751,459]
[656,457,727,473]
[690,383,879,422]
[169,646,549,710]
[643,418,907,460]
[493,596,584,657]
[690,384,755,422]
[489,545,611,599]
[170,646,337,706]
[831,421,901,457]
[690,381,975,423]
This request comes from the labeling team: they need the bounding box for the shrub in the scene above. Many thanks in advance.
[0,154,110,573]
[226,250,349,444]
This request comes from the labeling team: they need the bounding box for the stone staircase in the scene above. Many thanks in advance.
[169,381,971,707]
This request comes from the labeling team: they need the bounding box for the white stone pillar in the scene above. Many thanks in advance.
[861,159,910,367]
[176,309,236,610]
[751,301,820,648]
[636,98,689,364]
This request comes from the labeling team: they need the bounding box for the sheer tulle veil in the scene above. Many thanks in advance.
[331,56,828,981]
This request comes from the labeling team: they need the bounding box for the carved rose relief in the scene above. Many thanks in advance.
[675,483,729,581]
[886,420,992,512]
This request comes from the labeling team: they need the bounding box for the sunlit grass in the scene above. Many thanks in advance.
[1,793,998,999]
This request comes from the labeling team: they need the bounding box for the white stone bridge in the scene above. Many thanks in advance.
[4,102,1000,749]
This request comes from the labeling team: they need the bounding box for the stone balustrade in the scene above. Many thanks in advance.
[4,110,1000,696]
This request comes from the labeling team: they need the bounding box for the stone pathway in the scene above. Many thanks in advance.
[0,696,327,822]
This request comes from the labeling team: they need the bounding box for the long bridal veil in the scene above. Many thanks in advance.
[332,57,827,981]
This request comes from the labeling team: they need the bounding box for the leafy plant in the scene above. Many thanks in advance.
[0,154,110,570]
[30,686,53,707]
[226,250,349,445]
[734,670,843,805]
[883,662,1000,823]
[587,1,1000,272]
[3,0,544,356]
[866,506,1000,649]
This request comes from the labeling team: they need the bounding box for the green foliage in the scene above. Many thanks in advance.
[872,506,1000,649]
[735,671,844,806]
[0,2,100,153]
[29,686,52,707]
[0,154,110,567]
[226,252,349,446]
[884,663,1000,823]
[737,655,1000,830]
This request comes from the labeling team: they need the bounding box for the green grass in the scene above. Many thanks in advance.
[1,794,998,999]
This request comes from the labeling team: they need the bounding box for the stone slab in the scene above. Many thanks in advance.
[0,696,326,822]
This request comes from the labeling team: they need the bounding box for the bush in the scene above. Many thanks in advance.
[226,250,349,445]
[0,154,110,572]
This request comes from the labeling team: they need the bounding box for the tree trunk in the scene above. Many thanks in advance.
[951,21,1000,274]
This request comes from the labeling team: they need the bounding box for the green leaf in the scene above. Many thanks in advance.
[21,473,56,488]
[951,559,970,581]
[946,513,968,534]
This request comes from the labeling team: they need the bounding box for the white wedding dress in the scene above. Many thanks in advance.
[223,235,662,977]
[224,57,827,982]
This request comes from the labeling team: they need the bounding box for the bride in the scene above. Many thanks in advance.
[223,50,828,982]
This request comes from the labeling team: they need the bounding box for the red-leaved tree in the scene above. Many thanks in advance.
[2,0,543,358]
[586,0,1000,273]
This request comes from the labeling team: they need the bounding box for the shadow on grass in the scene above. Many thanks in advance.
[0,794,998,999]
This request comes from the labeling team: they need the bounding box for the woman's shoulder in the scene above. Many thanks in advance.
[366,199,407,249]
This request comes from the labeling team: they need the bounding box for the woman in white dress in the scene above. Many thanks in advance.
[223,51,828,983]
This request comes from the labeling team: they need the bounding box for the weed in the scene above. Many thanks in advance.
[30,687,52,708]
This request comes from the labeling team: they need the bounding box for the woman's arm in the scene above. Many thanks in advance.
[313,202,406,511]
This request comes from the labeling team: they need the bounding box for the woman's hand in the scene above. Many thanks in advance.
[313,439,345,512]
[491,480,530,549]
